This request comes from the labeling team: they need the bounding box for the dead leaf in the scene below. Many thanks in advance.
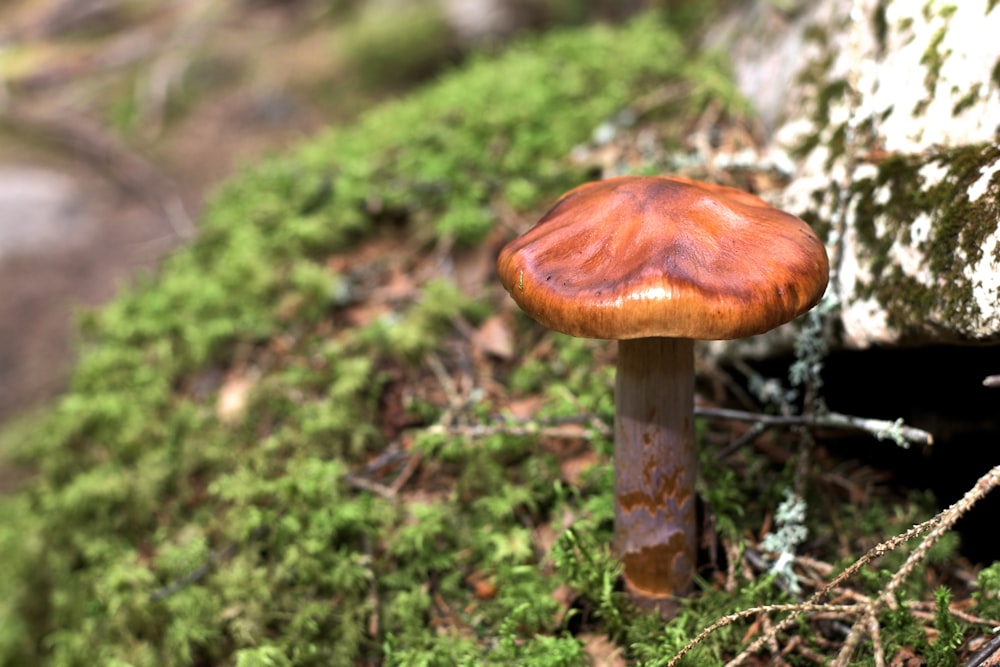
[343,302,393,328]
[560,448,599,486]
[374,267,418,302]
[889,645,926,667]
[506,395,545,420]
[464,571,498,600]
[533,506,578,559]
[550,583,581,628]
[216,372,254,423]
[472,314,513,360]
[580,633,626,667]
[451,238,498,295]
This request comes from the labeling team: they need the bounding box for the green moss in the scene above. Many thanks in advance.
[972,562,1000,619]
[927,587,965,667]
[337,1,458,88]
[360,279,488,359]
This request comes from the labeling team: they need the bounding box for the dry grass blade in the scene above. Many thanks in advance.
[666,463,1000,667]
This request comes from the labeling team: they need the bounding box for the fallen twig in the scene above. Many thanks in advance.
[421,404,930,448]
[907,602,1000,629]
[695,406,933,447]
[424,414,609,440]
[964,631,1000,667]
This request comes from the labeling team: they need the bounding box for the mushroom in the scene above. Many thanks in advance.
[496,175,829,614]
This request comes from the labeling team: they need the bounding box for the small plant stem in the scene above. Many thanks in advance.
[614,336,696,616]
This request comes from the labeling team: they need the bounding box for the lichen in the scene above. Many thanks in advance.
[914,25,950,116]
[847,143,1000,338]
[789,24,850,163]
[781,2,999,343]
[872,0,890,56]
[952,82,984,117]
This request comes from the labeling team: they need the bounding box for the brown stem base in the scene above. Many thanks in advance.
[614,337,697,616]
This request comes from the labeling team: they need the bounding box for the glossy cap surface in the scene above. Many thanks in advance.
[497,175,829,340]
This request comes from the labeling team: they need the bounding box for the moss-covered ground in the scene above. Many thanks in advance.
[1,10,998,667]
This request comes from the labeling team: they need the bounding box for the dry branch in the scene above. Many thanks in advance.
[695,406,933,447]
[666,463,1000,666]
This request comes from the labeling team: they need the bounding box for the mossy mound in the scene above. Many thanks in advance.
[0,14,750,666]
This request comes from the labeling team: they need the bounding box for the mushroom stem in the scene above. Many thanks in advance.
[614,336,697,615]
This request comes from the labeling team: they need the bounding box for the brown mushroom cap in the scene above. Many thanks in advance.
[497,175,830,340]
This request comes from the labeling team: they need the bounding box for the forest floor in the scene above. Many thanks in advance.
[1,3,999,665]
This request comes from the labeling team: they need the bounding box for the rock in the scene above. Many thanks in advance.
[440,0,646,45]
[0,167,95,259]
[440,0,514,43]
[710,0,1000,348]
[0,163,172,419]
